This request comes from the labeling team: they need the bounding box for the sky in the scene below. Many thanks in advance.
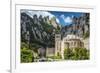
[49,11,83,26]
[21,9,84,26]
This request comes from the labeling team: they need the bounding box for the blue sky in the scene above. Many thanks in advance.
[49,11,83,26]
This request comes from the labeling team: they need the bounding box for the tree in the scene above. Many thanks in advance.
[21,48,33,63]
[64,48,73,60]
[72,48,80,60]
[21,42,34,63]
[72,48,90,60]
[21,42,29,49]
[63,48,90,60]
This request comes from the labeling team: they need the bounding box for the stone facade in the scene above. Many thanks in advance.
[46,34,86,59]
[61,34,84,59]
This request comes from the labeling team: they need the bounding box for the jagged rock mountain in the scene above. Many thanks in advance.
[21,12,60,48]
[61,13,89,39]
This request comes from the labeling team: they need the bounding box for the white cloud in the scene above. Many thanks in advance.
[60,14,72,24]
[64,16,72,24]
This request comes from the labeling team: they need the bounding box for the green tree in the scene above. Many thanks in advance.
[72,48,90,60]
[64,48,73,60]
[21,42,34,63]
[21,42,29,49]
[21,48,33,63]
[72,48,80,60]
[63,48,90,60]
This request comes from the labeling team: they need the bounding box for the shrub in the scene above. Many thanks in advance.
[56,52,62,59]
[64,48,73,60]
[64,48,90,60]
[21,48,33,63]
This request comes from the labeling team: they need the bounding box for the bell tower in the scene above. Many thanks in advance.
[55,34,61,56]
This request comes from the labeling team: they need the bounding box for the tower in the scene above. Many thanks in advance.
[55,34,61,56]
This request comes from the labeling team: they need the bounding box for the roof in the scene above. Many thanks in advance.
[63,34,82,41]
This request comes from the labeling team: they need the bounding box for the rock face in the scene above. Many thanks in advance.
[61,13,89,39]
[21,12,60,48]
